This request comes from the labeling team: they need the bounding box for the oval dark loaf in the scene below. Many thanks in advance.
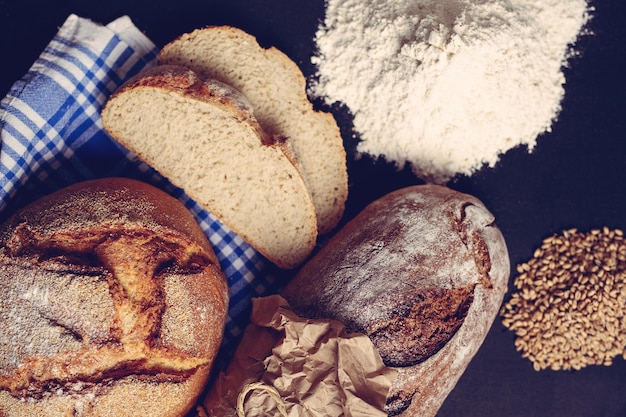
[0,178,229,417]
[282,184,510,417]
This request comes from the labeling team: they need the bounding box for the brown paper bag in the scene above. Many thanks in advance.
[200,295,396,417]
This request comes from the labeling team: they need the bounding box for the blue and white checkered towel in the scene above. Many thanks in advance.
[0,14,279,364]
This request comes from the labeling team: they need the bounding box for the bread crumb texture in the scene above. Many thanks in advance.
[102,65,318,269]
[159,26,348,234]
[501,227,626,371]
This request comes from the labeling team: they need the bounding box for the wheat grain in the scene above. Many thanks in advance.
[501,228,626,370]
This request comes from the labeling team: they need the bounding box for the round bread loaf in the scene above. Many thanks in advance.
[0,178,229,417]
[282,184,510,416]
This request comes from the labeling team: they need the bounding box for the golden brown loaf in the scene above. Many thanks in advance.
[0,178,229,417]
[282,184,510,416]
[101,64,318,269]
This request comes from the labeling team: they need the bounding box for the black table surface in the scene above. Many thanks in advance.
[1,1,626,416]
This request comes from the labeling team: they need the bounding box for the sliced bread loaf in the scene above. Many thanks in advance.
[158,26,348,234]
[101,64,317,269]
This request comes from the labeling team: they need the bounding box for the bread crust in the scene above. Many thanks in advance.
[0,178,228,417]
[282,184,509,416]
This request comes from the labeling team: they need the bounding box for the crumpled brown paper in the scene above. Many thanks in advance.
[200,295,397,417]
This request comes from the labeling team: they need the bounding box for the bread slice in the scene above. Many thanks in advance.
[158,26,348,234]
[101,65,317,269]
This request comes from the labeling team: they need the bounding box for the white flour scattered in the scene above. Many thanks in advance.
[311,0,592,183]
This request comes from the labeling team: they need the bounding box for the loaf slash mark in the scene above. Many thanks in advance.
[367,285,475,367]
[0,225,214,398]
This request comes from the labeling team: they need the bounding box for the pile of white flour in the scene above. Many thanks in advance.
[311,0,591,183]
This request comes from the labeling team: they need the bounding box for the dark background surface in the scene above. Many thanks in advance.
[1,1,626,416]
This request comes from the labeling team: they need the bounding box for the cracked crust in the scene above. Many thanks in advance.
[0,178,228,417]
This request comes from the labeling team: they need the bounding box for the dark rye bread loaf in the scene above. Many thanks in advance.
[0,178,228,417]
[282,184,510,416]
